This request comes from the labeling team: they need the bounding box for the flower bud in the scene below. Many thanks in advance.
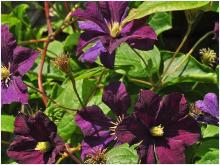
[53,53,71,73]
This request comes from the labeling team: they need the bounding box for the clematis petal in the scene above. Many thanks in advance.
[137,143,155,164]
[156,93,188,125]
[28,111,57,141]
[79,40,106,63]
[100,51,116,69]
[81,131,113,160]
[155,138,186,163]
[1,25,16,66]
[14,113,30,135]
[102,81,131,116]
[115,115,147,144]
[7,136,46,164]
[1,76,28,104]
[108,2,128,23]
[12,47,39,75]
[78,21,106,33]
[72,2,108,32]
[195,93,219,119]
[76,31,102,55]
[166,116,201,146]
[213,21,219,41]
[75,106,112,137]
[135,90,161,127]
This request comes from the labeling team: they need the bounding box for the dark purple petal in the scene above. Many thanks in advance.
[137,143,155,164]
[156,138,185,163]
[75,106,112,137]
[107,2,128,23]
[1,25,16,66]
[195,93,219,119]
[78,21,106,33]
[14,113,30,135]
[79,40,106,63]
[76,31,102,55]
[166,116,201,146]
[135,90,161,127]
[12,47,39,75]
[102,81,130,116]
[100,51,115,69]
[1,76,28,104]
[48,133,65,164]
[195,113,219,125]
[156,93,188,125]
[115,115,147,144]
[7,136,46,164]
[28,111,57,141]
[81,131,113,160]
[72,2,108,32]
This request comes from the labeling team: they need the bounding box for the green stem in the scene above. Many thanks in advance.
[67,72,85,108]
[56,156,65,164]
[128,77,152,87]
[131,48,154,85]
[161,24,192,80]
[162,31,214,82]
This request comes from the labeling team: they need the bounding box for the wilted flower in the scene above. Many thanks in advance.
[52,54,71,73]
[72,2,157,68]
[1,25,39,104]
[199,48,217,67]
[84,147,107,164]
[7,111,65,164]
[193,93,219,125]
[116,90,200,163]
[75,82,131,160]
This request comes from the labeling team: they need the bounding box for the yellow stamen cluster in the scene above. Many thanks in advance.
[108,22,121,38]
[150,124,164,137]
[35,141,52,153]
[109,114,125,140]
[199,48,217,67]
[1,66,10,80]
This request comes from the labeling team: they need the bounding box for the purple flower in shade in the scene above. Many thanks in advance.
[213,21,219,41]
[193,93,219,125]
[7,111,65,164]
[72,2,157,68]
[75,82,131,160]
[1,25,39,104]
[115,90,201,164]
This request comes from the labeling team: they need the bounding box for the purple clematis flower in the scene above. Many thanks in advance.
[115,90,200,164]
[7,111,65,164]
[75,81,131,160]
[72,2,157,68]
[213,21,219,41]
[1,25,39,104]
[193,93,219,125]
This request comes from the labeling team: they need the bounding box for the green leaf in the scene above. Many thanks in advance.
[115,43,160,78]
[148,12,172,35]
[1,115,15,133]
[1,14,21,28]
[106,143,139,164]
[196,150,219,164]
[64,33,80,52]
[47,40,64,58]
[196,138,218,157]
[57,113,77,141]
[123,1,209,24]
[202,125,219,138]
[161,51,217,86]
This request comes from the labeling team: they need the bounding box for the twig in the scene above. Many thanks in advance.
[44,1,53,35]
[128,77,152,87]
[19,38,48,45]
[64,144,82,164]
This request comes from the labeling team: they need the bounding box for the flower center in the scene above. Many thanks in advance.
[108,22,121,38]
[35,141,52,153]
[109,115,125,140]
[1,66,10,80]
[150,124,164,137]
